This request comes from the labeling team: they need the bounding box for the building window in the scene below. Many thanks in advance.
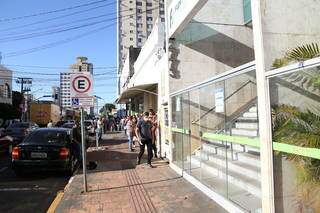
[136,2,142,6]
[146,2,152,7]
[147,17,153,21]
[4,83,11,98]
[138,38,142,42]
[130,38,133,41]
[130,30,133,33]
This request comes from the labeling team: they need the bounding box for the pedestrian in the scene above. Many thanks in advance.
[150,112,158,158]
[97,117,103,141]
[126,116,134,152]
[132,116,138,148]
[47,120,53,128]
[135,111,154,168]
[72,121,82,167]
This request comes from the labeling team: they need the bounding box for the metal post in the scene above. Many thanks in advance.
[96,129,99,147]
[80,108,88,192]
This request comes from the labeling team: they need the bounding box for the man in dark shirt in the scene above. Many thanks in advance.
[135,111,154,168]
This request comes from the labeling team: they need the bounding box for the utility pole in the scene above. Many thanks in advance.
[16,78,32,121]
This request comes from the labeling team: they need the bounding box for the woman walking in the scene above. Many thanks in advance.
[126,116,134,152]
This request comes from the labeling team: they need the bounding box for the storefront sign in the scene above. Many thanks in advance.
[215,88,224,113]
[168,0,207,37]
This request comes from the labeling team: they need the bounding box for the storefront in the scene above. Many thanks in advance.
[165,0,320,212]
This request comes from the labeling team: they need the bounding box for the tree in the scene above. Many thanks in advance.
[99,103,116,115]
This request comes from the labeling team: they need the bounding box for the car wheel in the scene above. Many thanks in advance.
[14,169,24,177]
[65,159,75,176]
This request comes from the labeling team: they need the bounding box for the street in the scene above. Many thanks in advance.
[0,154,70,213]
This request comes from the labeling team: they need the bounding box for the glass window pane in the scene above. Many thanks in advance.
[269,66,320,212]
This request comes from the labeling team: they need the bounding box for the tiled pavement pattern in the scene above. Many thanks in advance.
[55,132,226,213]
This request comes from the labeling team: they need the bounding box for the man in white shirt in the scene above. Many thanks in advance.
[47,120,53,128]
[97,118,102,141]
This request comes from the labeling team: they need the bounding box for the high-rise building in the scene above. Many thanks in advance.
[117,0,165,72]
[60,57,93,109]
[0,65,12,105]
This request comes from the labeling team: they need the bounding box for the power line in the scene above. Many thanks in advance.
[2,64,116,69]
[0,6,158,43]
[0,13,117,37]
[3,7,159,58]
[0,0,109,22]
[0,18,116,43]
[0,3,114,32]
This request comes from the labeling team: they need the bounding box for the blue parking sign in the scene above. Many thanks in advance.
[72,98,79,106]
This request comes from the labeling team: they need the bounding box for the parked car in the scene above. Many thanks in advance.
[55,120,68,127]
[61,122,75,129]
[61,122,90,146]
[0,135,13,155]
[12,128,78,176]
[84,120,95,136]
[5,122,39,146]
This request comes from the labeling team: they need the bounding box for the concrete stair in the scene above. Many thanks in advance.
[191,104,262,211]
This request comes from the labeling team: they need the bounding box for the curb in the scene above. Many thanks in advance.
[47,176,75,213]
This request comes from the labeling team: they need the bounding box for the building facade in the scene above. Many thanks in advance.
[117,19,165,115]
[117,0,165,72]
[164,0,320,212]
[0,65,12,105]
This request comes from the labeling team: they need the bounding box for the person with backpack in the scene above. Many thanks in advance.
[135,112,154,168]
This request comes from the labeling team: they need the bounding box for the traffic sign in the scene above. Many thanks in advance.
[72,97,80,106]
[70,73,93,97]
[72,96,94,108]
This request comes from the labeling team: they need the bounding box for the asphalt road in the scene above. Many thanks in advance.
[0,154,70,213]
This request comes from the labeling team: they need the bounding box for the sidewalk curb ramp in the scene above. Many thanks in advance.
[47,176,75,213]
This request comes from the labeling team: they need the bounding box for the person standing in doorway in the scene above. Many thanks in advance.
[135,112,154,168]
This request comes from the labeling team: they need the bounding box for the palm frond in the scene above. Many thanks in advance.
[286,43,320,61]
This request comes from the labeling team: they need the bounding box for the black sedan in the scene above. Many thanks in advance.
[5,122,38,145]
[12,128,79,176]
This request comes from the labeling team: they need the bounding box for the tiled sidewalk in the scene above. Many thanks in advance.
[54,132,226,213]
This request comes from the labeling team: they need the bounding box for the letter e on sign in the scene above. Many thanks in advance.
[70,73,93,97]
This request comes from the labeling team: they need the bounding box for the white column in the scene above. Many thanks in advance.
[251,0,275,212]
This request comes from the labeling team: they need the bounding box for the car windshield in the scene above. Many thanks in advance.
[84,121,92,126]
[24,130,66,144]
[62,123,74,128]
[8,123,29,128]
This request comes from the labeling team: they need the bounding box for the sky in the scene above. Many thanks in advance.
[0,0,117,106]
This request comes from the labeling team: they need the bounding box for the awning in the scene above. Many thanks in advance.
[115,83,158,104]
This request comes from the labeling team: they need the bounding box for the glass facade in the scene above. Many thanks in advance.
[171,69,262,212]
[269,66,320,212]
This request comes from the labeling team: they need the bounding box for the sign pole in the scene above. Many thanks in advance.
[80,107,88,192]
